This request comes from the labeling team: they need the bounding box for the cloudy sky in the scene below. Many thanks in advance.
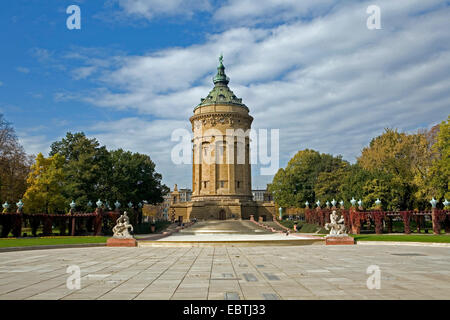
[0,0,449,190]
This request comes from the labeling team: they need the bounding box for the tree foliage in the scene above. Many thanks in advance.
[268,149,348,207]
[423,116,450,201]
[48,132,168,211]
[270,114,449,210]
[50,132,110,209]
[22,153,67,214]
[0,114,31,207]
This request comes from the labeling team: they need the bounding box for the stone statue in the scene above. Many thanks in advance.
[325,210,346,236]
[112,211,134,239]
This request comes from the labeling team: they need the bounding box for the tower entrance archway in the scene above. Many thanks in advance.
[218,209,226,220]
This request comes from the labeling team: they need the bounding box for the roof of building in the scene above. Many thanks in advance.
[194,55,248,111]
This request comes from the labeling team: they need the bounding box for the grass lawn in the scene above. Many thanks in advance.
[351,234,450,243]
[0,236,108,248]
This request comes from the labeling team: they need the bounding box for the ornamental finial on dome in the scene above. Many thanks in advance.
[213,54,229,85]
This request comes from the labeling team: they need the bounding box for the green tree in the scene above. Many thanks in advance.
[49,132,168,211]
[315,160,350,201]
[423,115,450,202]
[269,149,347,207]
[338,164,373,204]
[357,128,429,209]
[50,132,110,210]
[108,149,168,206]
[22,153,67,214]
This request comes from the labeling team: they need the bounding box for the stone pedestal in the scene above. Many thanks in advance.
[107,238,137,247]
[325,235,355,245]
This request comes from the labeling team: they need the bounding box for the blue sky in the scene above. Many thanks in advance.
[1,0,449,191]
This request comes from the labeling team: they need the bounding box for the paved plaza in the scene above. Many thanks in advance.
[0,245,449,300]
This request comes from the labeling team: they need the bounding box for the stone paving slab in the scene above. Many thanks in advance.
[0,245,449,300]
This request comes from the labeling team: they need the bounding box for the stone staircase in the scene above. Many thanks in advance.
[179,220,273,235]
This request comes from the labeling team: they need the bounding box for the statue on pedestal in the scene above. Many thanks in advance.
[112,211,134,239]
[325,210,346,236]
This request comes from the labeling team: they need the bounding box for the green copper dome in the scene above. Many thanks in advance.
[195,55,247,110]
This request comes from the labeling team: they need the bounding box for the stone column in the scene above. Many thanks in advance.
[228,142,236,194]
[93,207,103,236]
[246,141,252,196]
[374,209,383,235]
[401,212,411,234]
[350,206,360,234]
[445,213,450,233]
[210,141,216,194]
[13,207,23,238]
[71,210,76,236]
[431,207,441,235]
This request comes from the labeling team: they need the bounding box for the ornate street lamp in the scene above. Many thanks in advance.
[339,200,344,207]
[331,199,337,207]
[304,201,309,208]
[70,200,76,210]
[326,201,330,208]
[430,197,438,208]
[138,202,143,208]
[350,198,356,207]
[375,198,381,208]
[96,199,103,208]
[316,200,321,208]
[87,200,93,208]
[128,201,133,208]
[114,201,121,209]
[357,199,363,208]
[16,199,24,210]
[2,201,10,211]
[444,199,449,208]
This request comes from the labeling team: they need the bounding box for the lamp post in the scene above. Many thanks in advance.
[114,201,121,213]
[331,199,337,208]
[96,199,103,208]
[375,198,381,209]
[444,199,450,208]
[430,197,440,234]
[350,197,356,207]
[339,200,344,209]
[430,197,438,208]
[69,200,76,214]
[316,200,321,208]
[2,201,9,213]
[304,201,309,208]
[16,199,24,214]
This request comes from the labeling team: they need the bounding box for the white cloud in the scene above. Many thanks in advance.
[55,0,450,188]
[214,0,338,26]
[18,134,51,157]
[114,0,211,20]
[87,117,191,188]
[16,67,30,74]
